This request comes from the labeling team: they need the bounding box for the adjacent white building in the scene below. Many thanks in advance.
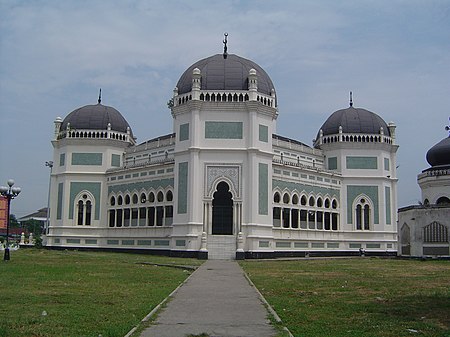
[398,131,450,257]
[46,49,399,259]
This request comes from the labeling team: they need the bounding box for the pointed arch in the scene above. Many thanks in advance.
[353,194,374,230]
[212,181,234,235]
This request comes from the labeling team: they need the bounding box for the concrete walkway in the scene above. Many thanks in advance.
[140,260,278,337]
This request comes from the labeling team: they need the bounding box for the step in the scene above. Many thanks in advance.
[207,235,236,260]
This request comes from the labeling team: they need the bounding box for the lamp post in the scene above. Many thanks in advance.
[0,179,21,261]
[45,161,53,235]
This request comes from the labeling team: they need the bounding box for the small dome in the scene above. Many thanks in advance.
[61,103,133,138]
[176,54,275,96]
[426,136,450,167]
[318,106,390,137]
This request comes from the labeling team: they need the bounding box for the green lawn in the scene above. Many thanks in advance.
[241,258,450,337]
[0,249,202,337]
[3,250,449,337]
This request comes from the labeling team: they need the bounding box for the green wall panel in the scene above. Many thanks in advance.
[347,185,379,224]
[346,156,377,169]
[69,182,101,220]
[179,123,189,141]
[385,186,391,224]
[259,124,268,143]
[177,162,188,214]
[205,121,243,139]
[259,163,268,215]
[57,182,64,220]
[328,157,337,170]
[59,153,65,166]
[384,158,390,171]
[72,153,103,166]
[108,178,174,194]
[272,179,340,199]
[111,154,121,167]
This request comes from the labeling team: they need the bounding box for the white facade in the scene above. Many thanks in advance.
[398,135,450,257]
[47,52,399,259]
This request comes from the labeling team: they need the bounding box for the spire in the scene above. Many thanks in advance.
[223,32,228,59]
[98,88,102,104]
[349,91,353,107]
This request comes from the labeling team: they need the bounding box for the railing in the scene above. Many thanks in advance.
[174,90,275,108]
[58,129,132,142]
[317,133,393,146]
[106,157,175,173]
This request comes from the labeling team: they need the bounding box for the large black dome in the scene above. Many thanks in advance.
[61,103,133,137]
[176,54,275,96]
[318,106,390,137]
[426,136,450,167]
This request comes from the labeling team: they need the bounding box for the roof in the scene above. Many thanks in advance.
[176,54,275,96]
[318,106,390,137]
[273,134,311,148]
[18,207,48,222]
[61,103,133,138]
[426,136,450,167]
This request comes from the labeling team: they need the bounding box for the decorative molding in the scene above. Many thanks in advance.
[206,164,241,198]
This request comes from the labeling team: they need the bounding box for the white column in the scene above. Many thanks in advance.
[207,202,212,234]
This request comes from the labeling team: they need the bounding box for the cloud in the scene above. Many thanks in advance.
[1,0,449,214]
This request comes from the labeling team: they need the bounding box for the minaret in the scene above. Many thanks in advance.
[54,117,63,140]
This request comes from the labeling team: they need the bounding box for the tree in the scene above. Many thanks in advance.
[9,214,20,228]
[23,219,44,235]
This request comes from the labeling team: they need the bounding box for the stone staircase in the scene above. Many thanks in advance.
[207,235,237,260]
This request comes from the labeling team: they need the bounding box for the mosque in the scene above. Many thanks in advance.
[398,125,450,257]
[46,41,399,259]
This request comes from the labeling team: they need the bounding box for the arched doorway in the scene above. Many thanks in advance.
[212,181,233,235]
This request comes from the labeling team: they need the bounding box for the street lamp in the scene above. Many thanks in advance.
[45,161,53,236]
[0,179,21,261]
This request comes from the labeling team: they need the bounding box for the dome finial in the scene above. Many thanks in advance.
[98,88,102,104]
[349,91,353,107]
[223,32,228,59]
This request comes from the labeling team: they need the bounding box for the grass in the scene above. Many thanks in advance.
[241,258,450,337]
[2,250,449,337]
[0,249,202,337]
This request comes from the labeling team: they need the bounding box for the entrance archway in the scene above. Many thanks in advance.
[212,181,233,235]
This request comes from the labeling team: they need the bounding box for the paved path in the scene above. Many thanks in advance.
[140,260,278,337]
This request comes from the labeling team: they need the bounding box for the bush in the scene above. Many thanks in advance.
[34,235,43,249]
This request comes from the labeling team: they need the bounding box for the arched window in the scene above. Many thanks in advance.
[292,194,299,205]
[85,201,92,226]
[423,221,448,243]
[166,190,173,202]
[283,193,290,204]
[401,224,411,255]
[118,195,123,206]
[77,200,84,226]
[317,197,323,207]
[274,192,280,203]
[355,197,371,230]
[436,196,450,205]
[140,193,147,203]
[149,192,155,203]
[301,195,307,206]
[157,191,164,202]
[309,196,315,207]
[110,196,116,206]
[332,199,338,209]
[125,195,131,205]
[75,192,94,226]
[132,193,138,204]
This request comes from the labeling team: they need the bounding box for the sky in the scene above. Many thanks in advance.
[1,0,449,217]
